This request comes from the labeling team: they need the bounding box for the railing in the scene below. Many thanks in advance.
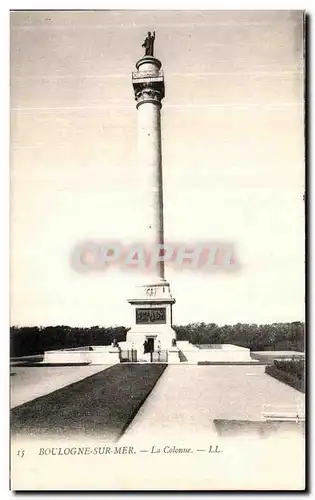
[119,349,168,363]
[151,350,168,363]
[261,404,305,422]
[120,349,137,363]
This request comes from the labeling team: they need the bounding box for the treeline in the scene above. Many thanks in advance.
[173,321,304,352]
[10,326,128,358]
[265,359,305,393]
[10,321,304,358]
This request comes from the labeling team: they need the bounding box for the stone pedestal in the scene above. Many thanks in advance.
[127,280,176,351]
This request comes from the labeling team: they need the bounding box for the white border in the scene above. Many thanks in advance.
[3,3,311,499]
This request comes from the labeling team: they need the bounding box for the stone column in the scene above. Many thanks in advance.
[132,56,165,282]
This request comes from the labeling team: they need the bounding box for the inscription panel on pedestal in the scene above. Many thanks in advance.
[136,307,166,324]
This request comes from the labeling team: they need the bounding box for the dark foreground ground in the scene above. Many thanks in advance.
[11,363,166,441]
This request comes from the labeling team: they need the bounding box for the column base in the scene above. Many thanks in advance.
[126,327,176,352]
[126,280,176,352]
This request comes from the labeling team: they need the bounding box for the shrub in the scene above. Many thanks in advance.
[265,360,305,393]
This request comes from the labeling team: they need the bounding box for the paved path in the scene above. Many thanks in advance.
[121,365,305,490]
[124,364,305,441]
[10,365,113,409]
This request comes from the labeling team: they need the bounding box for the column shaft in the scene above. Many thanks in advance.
[137,101,165,280]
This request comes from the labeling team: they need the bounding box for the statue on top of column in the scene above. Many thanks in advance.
[142,31,155,56]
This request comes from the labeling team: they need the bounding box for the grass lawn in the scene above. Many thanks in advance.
[11,363,166,441]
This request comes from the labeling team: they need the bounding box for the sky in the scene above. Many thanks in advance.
[10,10,305,327]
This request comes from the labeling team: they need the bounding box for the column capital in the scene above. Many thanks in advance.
[132,57,165,108]
[135,87,163,109]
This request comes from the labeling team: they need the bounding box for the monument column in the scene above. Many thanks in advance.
[126,32,176,353]
[133,54,165,281]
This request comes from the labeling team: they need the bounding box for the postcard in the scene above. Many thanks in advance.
[10,9,305,491]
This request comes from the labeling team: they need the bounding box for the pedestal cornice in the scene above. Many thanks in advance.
[127,297,176,305]
[135,55,162,71]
